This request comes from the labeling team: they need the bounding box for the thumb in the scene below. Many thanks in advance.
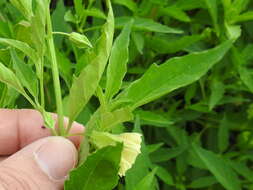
[0,136,77,190]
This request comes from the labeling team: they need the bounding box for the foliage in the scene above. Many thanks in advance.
[1,0,253,189]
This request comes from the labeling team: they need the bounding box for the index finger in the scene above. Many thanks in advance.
[0,109,84,156]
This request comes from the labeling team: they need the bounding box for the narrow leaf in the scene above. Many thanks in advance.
[133,168,157,190]
[0,62,25,96]
[11,50,38,98]
[116,41,232,109]
[106,20,132,100]
[0,38,37,62]
[192,144,241,190]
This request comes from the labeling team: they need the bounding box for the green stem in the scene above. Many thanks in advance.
[52,31,70,37]
[0,85,7,107]
[46,6,65,136]
[39,58,45,108]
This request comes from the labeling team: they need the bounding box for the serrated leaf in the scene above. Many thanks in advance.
[192,144,241,190]
[68,0,114,123]
[116,41,232,109]
[64,144,123,190]
[11,50,38,98]
[105,20,132,100]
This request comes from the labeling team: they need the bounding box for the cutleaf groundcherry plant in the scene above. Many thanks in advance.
[1,0,249,189]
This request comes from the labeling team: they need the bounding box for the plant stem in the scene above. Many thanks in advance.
[46,6,65,136]
[39,58,45,108]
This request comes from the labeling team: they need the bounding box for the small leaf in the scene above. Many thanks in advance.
[10,0,33,20]
[160,6,191,22]
[116,17,183,34]
[188,176,217,188]
[0,38,37,62]
[209,78,225,110]
[231,11,253,23]
[113,0,137,12]
[133,168,157,190]
[82,8,107,19]
[69,32,93,48]
[218,115,229,152]
[204,0,219,34]
[192,144,241,190]
[64,144,123,190]
[0,62,25,96]
[105,20,132,100]
[115,41,232,109]
[11,50,38,98]
[132,32,144,54]
[155,166,174,186]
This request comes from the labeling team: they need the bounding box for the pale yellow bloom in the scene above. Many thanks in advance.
[91,131,142,176]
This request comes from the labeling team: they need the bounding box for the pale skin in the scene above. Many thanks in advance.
[0,109,84,190]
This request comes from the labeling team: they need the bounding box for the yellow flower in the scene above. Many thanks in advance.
[91,131,142,176]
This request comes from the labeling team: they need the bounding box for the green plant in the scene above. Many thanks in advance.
[1,0,253,189]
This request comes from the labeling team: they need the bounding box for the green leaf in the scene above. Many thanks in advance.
[232,47,253,92]
[30,0,47,57]
[231,11,253,23]
[113,0,137,12]
[82,8,107,20]
[65,144,123,190]
[192,144,241,190]
[150,146,187,163]
[116,17,183,34]
[133,168,157,190]
[204,0,219,34]
[10,0,33,20]
[0,62,25,96]
[135,110,173,127]
[155,166,174,186]
[132,32,144,54]
[11,50,38,98]
[188,176,217,188]
[147,34,204,54]
[69,32,93,48]
[68,0,114,123]
[116,41,232,109]
[160,6,191,22]
[74,0,84,18]
[105,20,132,100]
[209,78,225,110]
[0,38,37,62]
[218,116,229,152]
[229,160,253,182]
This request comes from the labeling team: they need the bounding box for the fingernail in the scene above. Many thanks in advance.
[34,137,77,180]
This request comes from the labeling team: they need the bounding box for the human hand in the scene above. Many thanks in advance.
[0,109,84,190]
